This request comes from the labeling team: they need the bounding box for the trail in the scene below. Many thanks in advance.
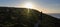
[34,20,40,27]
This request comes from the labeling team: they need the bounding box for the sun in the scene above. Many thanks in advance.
[24,2,33,8]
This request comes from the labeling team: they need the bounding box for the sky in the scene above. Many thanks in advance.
[0,0,60,13]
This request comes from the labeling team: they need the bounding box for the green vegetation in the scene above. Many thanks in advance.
[0,7,60,27]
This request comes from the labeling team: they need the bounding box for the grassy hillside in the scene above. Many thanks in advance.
[41,13,60,27]
[0,7,60,27]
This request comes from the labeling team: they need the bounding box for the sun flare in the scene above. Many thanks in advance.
[24,2,33,8]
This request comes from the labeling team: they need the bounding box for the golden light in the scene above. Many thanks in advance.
[24,2,33,8]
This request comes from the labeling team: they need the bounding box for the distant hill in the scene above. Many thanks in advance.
[47,13,60,18]
[0,7,60,27]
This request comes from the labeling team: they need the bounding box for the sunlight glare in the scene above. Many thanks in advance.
[24,2,33,8]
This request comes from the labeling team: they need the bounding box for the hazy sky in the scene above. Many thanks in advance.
[0,0,60,13]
